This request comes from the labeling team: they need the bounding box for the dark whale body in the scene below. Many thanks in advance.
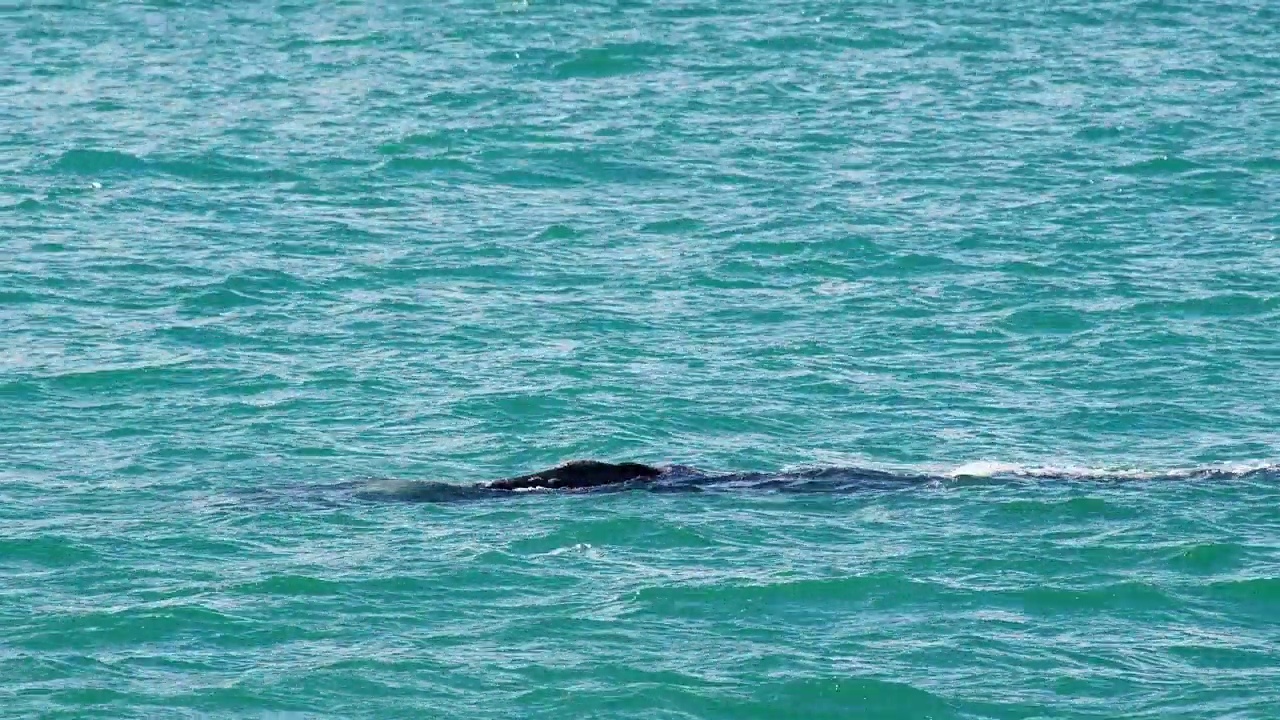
[484,460,664,491]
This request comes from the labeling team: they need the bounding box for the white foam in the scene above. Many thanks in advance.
[774,458,1279,482]
[948,461,1024,478]
[546,543,592,556]
[946,460,1280,480]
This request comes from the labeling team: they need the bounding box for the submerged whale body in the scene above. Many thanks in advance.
[350,460,937,503]
[338,460,1280,504]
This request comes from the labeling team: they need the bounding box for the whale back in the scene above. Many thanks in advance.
[485,460,663,491]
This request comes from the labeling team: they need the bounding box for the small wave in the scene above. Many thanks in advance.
[550,43,669,79]
[49,148,304,184]
[52,149,146,174]
[382,155,475,174]
[1114,154,1203,175]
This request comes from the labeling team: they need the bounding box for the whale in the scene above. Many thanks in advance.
[257,461,1280,506]
[344,460,1001,503]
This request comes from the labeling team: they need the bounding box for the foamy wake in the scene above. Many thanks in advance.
[944,460,1280,480]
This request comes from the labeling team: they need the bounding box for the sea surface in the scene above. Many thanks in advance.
[3,0,1279,717]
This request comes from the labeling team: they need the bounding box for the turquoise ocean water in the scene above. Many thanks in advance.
[3,0,1279,717]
